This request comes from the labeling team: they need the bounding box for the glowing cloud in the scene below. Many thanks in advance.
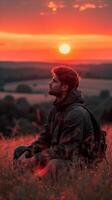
[48,1,58,12]
[79,3,96,11]
[73,2,108,11]
[47,1,65,12]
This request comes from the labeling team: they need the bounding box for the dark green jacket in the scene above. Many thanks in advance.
[31,89,94,161]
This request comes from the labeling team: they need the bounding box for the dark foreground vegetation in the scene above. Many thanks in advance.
[0,124,112,200]
[0,95,50,138]
[0,89,111,138]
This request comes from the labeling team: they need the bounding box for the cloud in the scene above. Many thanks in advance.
[73,3,96,11]
[47,1,65,13]
[46,0,110,13]
[0,0,111,16]
[80,3,96,11]
[73,3,108,11]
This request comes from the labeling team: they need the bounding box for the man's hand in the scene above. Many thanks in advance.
[25,150,33,159]
[13,153,38,171]
[13,141,42,161]
[31,142,41,154]
[13,146,32,160]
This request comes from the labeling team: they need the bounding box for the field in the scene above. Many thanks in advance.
[4,78,112,95]
[1,78,112,104]
[0,92,54,104]
[0,124,112,200]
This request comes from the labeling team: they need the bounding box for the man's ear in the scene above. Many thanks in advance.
[62,84,68,92]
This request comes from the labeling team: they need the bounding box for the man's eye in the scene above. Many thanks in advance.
[53,79,56,82]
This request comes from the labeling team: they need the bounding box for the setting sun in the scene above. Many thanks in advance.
[59,43,71,55]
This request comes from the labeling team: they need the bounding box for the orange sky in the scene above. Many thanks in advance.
[0,0,112,62]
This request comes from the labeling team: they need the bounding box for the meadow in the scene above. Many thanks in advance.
[4,78,112,95]
[0,124,112,200]
[0,92,53,104]
[1,78,112,104]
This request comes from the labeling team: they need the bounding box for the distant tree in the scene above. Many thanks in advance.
[16,84,33,93]
[0,96,17,137]
[0,80,5,91]
[33,82,37,87]
[99,90,111,99]
[3,95,15,103]
[16,97,30,118]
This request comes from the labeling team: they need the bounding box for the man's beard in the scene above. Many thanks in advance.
[48,89,62,97]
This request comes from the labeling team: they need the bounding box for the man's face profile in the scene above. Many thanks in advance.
[48,74,63,97]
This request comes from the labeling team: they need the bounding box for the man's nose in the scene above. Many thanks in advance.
[49,80,52,86]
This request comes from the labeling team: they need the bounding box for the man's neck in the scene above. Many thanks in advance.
[55,92,68,103]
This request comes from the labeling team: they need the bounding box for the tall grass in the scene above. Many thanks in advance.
[0,125,112,200]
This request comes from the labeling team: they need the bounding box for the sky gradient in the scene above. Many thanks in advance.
[0,0,112,62]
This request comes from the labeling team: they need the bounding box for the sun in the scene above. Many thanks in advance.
[59,43,71,55]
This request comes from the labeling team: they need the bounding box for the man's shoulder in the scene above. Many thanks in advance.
[67,103,88,114]
[64,104,89,120]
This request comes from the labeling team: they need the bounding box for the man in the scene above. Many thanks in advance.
[14,66,94,178]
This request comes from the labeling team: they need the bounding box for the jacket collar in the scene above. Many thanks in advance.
[53,88,85,112]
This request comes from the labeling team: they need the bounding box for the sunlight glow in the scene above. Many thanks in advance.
[59,43,71,55]
[0,32,112,61]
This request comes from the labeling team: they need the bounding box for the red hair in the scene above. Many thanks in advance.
[51,66,79,92]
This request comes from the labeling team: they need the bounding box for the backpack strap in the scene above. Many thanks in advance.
[75,103,101,142]
[76,103,108,165]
